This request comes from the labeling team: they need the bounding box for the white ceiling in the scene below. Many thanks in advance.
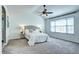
[36,5,79,18]
[6,5,40,15]
[6,5,79,18]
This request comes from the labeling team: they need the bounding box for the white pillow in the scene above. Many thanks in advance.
[32,29,39,33]
[25,29,29,34]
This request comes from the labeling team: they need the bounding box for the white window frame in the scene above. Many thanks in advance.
[50,17,74,34]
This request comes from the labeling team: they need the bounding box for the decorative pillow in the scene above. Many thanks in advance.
[32,29,40,33]
[29,29,34,33]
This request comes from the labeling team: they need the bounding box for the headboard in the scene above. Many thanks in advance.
[25,25,40,32]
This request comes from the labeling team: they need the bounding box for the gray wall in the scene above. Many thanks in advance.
[45,12,79,43]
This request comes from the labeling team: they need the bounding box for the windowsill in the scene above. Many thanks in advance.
[50,31,74,35]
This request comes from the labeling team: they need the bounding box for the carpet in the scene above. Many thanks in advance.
[2,38,79,54]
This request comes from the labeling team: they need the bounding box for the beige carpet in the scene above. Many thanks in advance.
[6,39,29,48]
[2,38,79,54]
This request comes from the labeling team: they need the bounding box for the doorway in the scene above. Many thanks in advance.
[2,6,6,43]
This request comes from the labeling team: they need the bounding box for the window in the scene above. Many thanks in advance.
[50,21,55,32]
[50,17,74,34]
[56,19,66,33]
[67,17,74,34]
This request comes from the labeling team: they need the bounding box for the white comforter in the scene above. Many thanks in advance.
[25,32,49,46]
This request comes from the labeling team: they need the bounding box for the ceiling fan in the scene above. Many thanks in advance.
[39,5,53,16]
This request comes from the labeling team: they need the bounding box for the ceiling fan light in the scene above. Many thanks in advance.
[41,14,47,16]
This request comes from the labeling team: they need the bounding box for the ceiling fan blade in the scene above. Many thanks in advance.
[46,12,53,14]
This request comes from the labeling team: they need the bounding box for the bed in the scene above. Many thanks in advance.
[25,25,49,46]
